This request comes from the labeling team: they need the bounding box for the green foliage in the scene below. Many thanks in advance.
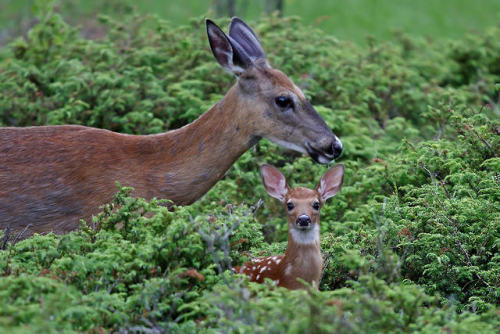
[188,275,500,333]
[0,186,264,332]
[0,2,499,332]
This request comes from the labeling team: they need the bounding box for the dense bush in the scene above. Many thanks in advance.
[0,2,498,332]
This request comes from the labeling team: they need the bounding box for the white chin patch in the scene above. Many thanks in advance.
[266,138,307,155]
[317,155,334,164]
[290,224,320,245]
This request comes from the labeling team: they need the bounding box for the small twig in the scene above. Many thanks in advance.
[108,279,120,294]
[320,252,333,288]
[164,292,185,334]
[1,225,11,250]
[194,202,261,289]
[193,216,242,287]
[390,246,407,282]
[12,224,33,244]
[250,198,264,214]
[470,126,497,157]
[373,197,387,268]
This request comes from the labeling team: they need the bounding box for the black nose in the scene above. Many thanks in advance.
[331,140,342,159]
[322,139,342,159]
[296,215,311,227]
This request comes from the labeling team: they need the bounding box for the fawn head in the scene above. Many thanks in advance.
[260,164,344,243]
[206,18,342,164]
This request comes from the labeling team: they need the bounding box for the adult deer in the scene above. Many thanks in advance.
[0,18,342,237]
[235,164,345,289]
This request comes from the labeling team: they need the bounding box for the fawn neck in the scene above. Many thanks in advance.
[284,223,322,269]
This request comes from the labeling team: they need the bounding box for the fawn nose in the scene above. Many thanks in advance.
[296,215,311,228]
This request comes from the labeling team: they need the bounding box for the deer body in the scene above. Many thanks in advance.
[0,96,253,234]
[235,164,344,290]
[0,18,342,237]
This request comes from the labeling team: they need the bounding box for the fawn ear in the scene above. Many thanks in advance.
[260,164,289,202]
[316,164,344,202]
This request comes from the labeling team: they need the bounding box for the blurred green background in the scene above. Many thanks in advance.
[1,0,499,46]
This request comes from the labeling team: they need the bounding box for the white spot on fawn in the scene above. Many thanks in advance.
[252,266,256,270]
[256,274,260,280]
[285,264,292,276]
[259,266,267,273]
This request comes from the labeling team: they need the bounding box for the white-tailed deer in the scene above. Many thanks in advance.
[0,18,342,237]
[234,164,344,290]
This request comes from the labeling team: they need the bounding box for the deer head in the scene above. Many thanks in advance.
[206,18,342,164]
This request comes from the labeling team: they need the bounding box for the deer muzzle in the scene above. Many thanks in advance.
[305,137,342,164]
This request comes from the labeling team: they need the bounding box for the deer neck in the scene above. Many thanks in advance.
[134,85,258,205]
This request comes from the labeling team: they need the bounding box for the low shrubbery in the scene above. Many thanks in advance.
[0,2,498,332]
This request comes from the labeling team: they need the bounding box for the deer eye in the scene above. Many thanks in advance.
[275,96,293,110]
[312,202,320,210]
[286,202,295,211]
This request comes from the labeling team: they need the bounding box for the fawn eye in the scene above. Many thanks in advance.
[275,96,293,110]
[312,202,320,210]
[287,202,295,211]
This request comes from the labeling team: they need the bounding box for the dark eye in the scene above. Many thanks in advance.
[312,202,320,210]
[287,202,295,211]
[275,96,293,110]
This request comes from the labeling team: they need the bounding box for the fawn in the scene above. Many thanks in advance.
[235,164,345,289]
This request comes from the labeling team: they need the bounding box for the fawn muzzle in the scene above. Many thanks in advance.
[296,215,312,229]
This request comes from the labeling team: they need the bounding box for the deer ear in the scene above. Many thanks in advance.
[206,19,253,75]
[260,164,289,202]
[229,17,268,65]
[316,164,344,202]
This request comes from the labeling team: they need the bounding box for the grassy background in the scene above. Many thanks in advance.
[1,0,500,45]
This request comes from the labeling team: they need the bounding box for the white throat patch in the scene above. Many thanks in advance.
[290,223,320,245]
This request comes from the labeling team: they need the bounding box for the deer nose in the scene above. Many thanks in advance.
[322,138,342,159]
[331,140,343,159]
[296,215,311,228]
